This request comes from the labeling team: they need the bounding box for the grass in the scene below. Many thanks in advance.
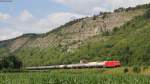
[0,68,150,84]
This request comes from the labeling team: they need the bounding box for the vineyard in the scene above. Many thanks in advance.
[0,68,150,84]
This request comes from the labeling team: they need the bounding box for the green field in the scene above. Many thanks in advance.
[0,68,150,84]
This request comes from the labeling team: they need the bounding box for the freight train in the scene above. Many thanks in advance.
[26,61,121,70]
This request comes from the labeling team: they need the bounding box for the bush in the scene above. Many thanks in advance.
[102,31,110,36]
[143,66,149,71]
[93,15,97,20]
[124,68,129,73]
[113,27,119,33]
[144,9,150,19]
[0,63,2,70]
[114,7,125,12]
[132,66,141,73]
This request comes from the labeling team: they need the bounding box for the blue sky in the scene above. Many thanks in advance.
[0,0,150,40]
[0,0,69,17]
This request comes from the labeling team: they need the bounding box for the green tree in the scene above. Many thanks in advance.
[1,55,22,69]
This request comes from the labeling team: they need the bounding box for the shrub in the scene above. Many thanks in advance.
[102,31,110,36]
[114,7,125,12]
[102,13,107,19]
[144,9,150,19]
[132,66,141,73]
[113,27,119,33]
[124,68,129,73]
[0,63,2,70]
[143,66,149,71]
[93,15,97,20]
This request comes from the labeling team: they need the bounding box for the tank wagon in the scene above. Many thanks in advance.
[26,61,121,70]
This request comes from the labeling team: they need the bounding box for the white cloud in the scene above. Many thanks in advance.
[55,0,150,15]
[55,0,105,15]
[19,10,34,22]
[38,12,84,29]
[11,11,84,33]
[103,0,150,10]
[0,28,22,41]
[0,11,84,40]
[0,12,10,21]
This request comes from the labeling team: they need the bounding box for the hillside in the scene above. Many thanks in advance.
[0,4,150,66]
[71,9,150,66]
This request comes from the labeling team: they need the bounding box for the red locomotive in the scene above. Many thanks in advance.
[104,61,121,68]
